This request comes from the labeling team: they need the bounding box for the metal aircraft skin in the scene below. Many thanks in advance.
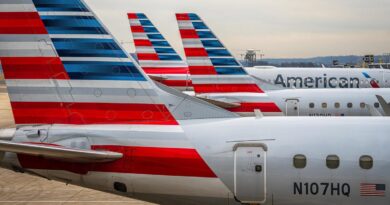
[0,1,389,205]
[172,13,390,116]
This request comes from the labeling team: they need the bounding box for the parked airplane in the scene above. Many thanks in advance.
[127,13,192,91]
[0,2,389,205]
[175,13,390,116]
[245,66,390,89]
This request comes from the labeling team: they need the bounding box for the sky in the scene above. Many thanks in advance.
[85,0,390,58]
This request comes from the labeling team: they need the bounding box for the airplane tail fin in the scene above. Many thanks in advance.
[0,1,235,126]
[176,13,282,116]
[128,13,192,91]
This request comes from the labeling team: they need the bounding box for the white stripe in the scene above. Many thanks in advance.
[38,12,94,16]
[186,57,213,66]
[191,75,256,84]
[149,74,189,80]
[133,33,148,39]
[197,92,268,98]
[0,4,36,12]
[129,19,141,26]
[0,41,57,57]
[60,57,133,62]
[6,79,154,89]
[49,34,112,39]
[177,21,194,30]
[136,47,156,53]
[139,60,188,67]
[183,39,204,48]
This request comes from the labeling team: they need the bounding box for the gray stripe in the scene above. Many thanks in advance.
[0,35,57,57]
[7,86,159,103]
[0,0,33,3]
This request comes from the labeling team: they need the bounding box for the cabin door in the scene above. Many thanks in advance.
[234,144,267,204]
[285,99,300,116]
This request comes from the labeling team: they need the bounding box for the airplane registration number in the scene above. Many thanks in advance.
[294,182,350,197]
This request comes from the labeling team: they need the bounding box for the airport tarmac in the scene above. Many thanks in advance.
[0,92,154,205]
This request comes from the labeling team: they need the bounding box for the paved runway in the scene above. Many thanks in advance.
[0,92,154,204]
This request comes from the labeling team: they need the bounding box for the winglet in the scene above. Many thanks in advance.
[376,95,390,116]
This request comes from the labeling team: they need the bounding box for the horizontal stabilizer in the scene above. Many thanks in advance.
[0,140,122,163]
[376,95,390,116]
[196,97,241,109]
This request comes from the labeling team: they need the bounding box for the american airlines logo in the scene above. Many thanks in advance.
[275,74,361,88]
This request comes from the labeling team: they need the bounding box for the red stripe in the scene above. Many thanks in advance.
[137,53,159,60]
[184,48,208,57]
[0,57,69,79]
[130,25,144,33]
[179,29,199,39]
[176,13,190,21]
[188,66,217,75]
[17,145,217,178]
[0,12,47,34]
[127,13,138,19]
[158,80,193,87]
[227,102,281,113]
[370,80,380,88]
[134,39,152,46]
[142,67,189,74]
[10,102,178,125]
[194,84,263,93]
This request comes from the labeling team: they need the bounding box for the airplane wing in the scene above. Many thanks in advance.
[376,95,390,116]
[0,140,123,163]
[366,104,383,116]
[196,97,241,109]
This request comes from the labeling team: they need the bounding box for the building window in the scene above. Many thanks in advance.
[347,103,353,108]
[309,103,315,108]
[326,155,340,169]
[334,102,340,108]
[360,103,366,109]
[322,103,327,108]
[359,155,373,169]
[374,102,380,108]
[293,154,307,169]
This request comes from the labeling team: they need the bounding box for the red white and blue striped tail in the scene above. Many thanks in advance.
[0,0,178,125]
[128,13,192,91]
[176,13,283,116]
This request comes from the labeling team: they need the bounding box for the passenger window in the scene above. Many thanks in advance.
[374,102,380,108]
[309,103,315,108]
[293,154,307,169]
[360,103,366,109]
[359,155,373,170]
[326,155,340,169]
[334,102,340,108]
[347,103,353,108]
[322,103,327,108]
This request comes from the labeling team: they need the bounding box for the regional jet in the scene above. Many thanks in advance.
[0,2,389,205]
[148,12,390,116]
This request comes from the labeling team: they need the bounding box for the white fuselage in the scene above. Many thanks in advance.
[1,117,389,205]
[245,67,390,89]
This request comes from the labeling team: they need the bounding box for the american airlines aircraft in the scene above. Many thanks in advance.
[0,1,389,205]
[245,66,390,89]
[173,13,390,116]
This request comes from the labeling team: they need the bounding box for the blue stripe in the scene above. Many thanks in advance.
[136,13,147,19]
[147,34,164,40]
[196,31,216,39]
[151,41,170,47]
[192,22,208,30]
[201,40,223,48]
[41,15,108,34]
[63,61,146,81]
[215,67,246,75]
[32,0,88,12]
[154,48,177,54]
[139,20,153,26]
[143,27,159,33]
[158,55,182,61]
[52,38,127,58]
[362,72,371,78]
[206,49,231,57]
[210,58,239,66]
[188,13,201,20]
